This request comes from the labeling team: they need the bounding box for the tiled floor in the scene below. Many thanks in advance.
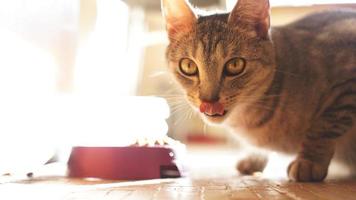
[1,145,355,200]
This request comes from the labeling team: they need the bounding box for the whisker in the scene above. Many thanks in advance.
[170,103,191,116]
[182,108,191,123]
[203,122,207,135]
[189,109,194,120]
[173,106,191,126]
[158,94,185,98]
[170,107,187,115]
[168,103,187,109]
[161,97,186,101]
[157,96,185,100]
[165,98,187,104]
[170,104,189,114]
[167,101,186,106]
[168,101,189,109]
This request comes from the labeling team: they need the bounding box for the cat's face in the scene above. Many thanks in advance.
[162,0,275,123]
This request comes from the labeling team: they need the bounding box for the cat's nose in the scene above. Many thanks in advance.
[199,95,220,103]
[198,83,220,103]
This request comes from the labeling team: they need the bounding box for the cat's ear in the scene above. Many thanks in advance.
[161,0,197,39]
[228,0,270,39]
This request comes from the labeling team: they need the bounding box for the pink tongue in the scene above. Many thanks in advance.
[199,101,225,116]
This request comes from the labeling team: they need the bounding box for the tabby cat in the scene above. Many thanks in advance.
[161,0,356,182]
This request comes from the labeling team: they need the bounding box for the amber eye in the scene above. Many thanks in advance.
[179,58,198,76]
[224,58,246,76]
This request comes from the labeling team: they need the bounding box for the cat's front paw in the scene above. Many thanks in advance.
[287,158,328,182]
[237,154,268,175]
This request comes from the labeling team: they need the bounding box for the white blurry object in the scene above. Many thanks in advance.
[0,0,80,92]
[0,95,170,174]
[0,96,57,174]
[0,29,57,94]
[56,95,170,146]
[0,29,58,173]
[74,0,138,95]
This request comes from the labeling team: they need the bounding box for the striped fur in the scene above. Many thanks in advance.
[163,0,356,182]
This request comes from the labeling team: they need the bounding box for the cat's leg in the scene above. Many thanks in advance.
[237,152,268,175]
[288,138,334,182]
[288,97,355,182]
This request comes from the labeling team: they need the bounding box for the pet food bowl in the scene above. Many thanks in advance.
[67,145,186,180]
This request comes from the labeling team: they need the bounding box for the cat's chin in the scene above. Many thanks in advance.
[202,111,228,124]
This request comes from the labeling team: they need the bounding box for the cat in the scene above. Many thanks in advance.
[161,0,356,182]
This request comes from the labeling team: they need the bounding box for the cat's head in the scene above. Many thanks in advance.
[162,0,276,124]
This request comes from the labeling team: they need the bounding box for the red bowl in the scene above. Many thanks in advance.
[67,146,185,180]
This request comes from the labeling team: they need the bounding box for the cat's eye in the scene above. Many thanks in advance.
[179,58,198,76]
[224,58,246,76]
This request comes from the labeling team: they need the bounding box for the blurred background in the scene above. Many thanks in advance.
[0,0,355,175]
